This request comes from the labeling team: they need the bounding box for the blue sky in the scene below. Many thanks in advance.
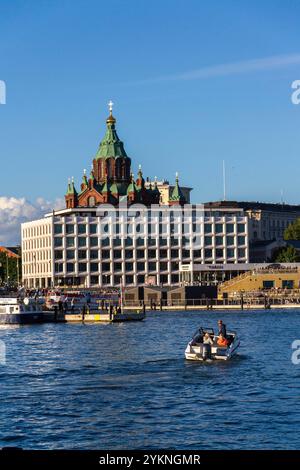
[1,0,300,206]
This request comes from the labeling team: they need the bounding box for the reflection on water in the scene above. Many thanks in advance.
[0,309,300,449]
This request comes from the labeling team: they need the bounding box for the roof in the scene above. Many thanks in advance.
[169,176,185,202]
[203,200,300,213]
[95,117,128,160]
[127,177,137,195]
[109,182,118,194]
[238,201,300,213]
[66,178,77,195]
[0,246,21,258]
[204,201,240,209]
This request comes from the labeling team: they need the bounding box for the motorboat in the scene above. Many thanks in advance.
[0,297,45,324]
[185,326,240,361]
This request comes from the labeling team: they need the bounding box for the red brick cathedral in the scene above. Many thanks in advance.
[65,102,186,208]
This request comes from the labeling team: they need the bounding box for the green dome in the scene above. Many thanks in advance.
[95,118,128,160]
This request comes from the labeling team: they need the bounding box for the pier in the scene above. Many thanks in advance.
[61,310,145,322]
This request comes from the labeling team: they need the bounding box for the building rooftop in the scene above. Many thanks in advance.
[0,246,21,258]
[203,201,240,208]
[204,200,300,212]
[239,201,300,212]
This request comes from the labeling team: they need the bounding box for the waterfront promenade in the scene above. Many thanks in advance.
[123,298,300,311]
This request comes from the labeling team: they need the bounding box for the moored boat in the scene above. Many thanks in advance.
[0,298,45,324]
[185,326,240,361]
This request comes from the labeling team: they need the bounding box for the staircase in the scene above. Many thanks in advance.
[219,271,254,293]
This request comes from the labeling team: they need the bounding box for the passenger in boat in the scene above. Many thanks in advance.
[203,333,213,345]
[217,320,227,338]
[203,333,213,360]
[217,333,229,347]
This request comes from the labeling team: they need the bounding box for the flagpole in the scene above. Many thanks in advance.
[223,160,226,201]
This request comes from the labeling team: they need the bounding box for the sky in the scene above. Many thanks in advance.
[1,0,300,243]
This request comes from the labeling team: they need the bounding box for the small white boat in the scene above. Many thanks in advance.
[185,326,240,361]
[0,297,45,324]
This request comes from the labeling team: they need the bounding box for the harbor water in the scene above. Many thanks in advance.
[0,309,300,450]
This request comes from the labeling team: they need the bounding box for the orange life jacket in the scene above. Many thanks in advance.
[217,337,228,347]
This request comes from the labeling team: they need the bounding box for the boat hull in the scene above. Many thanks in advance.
[185,339,240,362]
[0,313,45,324]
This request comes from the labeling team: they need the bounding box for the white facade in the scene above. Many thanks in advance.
[22,217,53,287]
[21,205,249,288]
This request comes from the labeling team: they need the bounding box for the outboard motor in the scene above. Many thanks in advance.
[202,344,211,361]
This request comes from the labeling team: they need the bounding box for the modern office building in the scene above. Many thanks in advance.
[21,105,249,288]
[21,205,249,288]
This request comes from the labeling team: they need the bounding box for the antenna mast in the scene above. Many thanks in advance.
[223,160,226,201]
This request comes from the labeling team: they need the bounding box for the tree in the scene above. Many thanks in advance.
[284,218,300,240]
[0,251,21,285]
[274,245,299,263]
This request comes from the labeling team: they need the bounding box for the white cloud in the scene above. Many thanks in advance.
[0,196,64,246]
[132,53,300,84]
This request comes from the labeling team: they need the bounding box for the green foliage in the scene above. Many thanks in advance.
[284,218,300,240]
[274,245,299,263]
[0,251,21,285]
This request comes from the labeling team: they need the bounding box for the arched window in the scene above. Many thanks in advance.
[88,196,96,207]
[106,158,115,179]
[115,158,123,179]
[116,158,127,179]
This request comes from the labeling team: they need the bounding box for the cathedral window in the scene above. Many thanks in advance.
[88,196,96,207]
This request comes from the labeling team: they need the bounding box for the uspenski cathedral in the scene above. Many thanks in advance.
[65,102,187,209]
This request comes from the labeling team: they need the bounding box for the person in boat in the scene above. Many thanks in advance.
[217,333,229,347]
[217,320,227,338]
[202,332,214,360]
[203,332,213,345]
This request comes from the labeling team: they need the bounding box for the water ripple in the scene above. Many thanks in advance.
[0,309,300,449]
